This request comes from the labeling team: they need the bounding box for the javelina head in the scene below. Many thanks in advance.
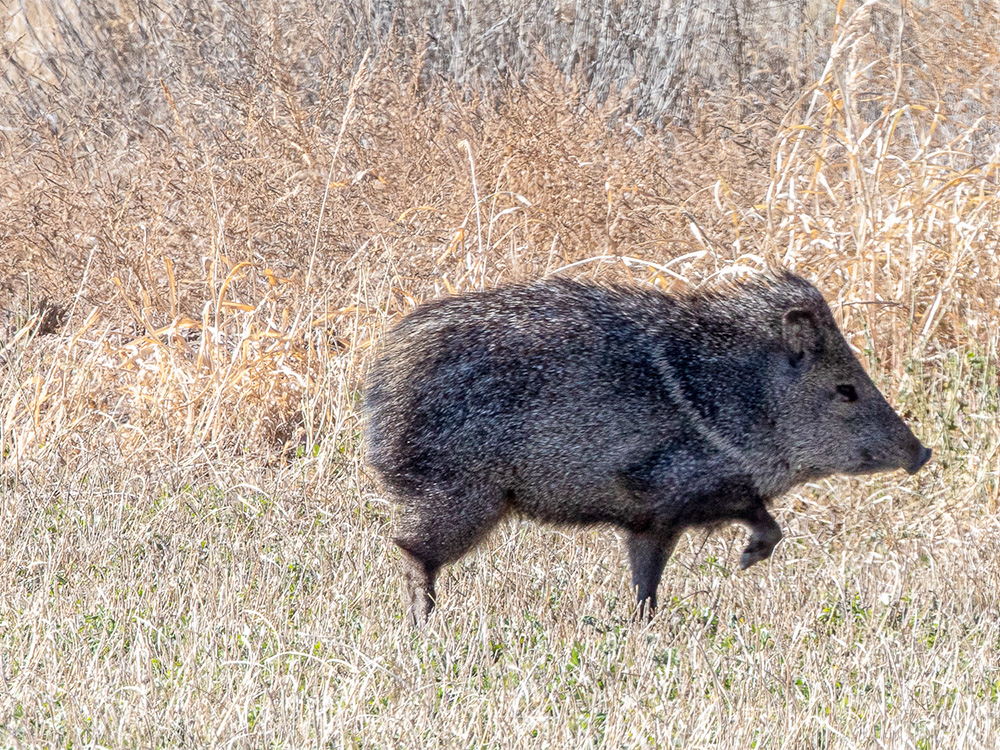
[773,295,931,481]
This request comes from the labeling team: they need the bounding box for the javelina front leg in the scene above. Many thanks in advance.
[627,530,679,620]
[739,505,782,570]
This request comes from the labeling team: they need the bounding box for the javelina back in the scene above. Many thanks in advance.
[363,271,931,624]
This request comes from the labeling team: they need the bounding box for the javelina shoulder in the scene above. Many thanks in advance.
[363,270,931,624]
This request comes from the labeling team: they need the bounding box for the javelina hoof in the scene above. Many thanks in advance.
[399,548,437,627]
[404,577,434,627]
[740,540,776,570]
[634,599,657,623]
[628,530,677,622]
[740,511,782,570]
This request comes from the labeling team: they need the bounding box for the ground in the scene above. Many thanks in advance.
[1,1,999,747]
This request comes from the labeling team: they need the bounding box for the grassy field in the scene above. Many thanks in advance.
[2,1,1000,746]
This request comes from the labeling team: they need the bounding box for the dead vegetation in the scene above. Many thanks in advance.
[1,0,999,746]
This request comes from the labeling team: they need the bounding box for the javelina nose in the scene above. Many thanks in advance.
[907,445,932,475]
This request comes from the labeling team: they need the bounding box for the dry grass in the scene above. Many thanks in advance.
[1,1,999,747]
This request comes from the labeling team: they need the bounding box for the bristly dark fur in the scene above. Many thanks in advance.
[363,270,930,624]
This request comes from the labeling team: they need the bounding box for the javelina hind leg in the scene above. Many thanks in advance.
[739,505,782,570]
[397,548,437,627]
[395,491,506,626]
[627,530,679,621]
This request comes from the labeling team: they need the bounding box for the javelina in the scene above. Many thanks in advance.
[363,271,931,624]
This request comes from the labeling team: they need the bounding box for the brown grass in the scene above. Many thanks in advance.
[1,1,999,747]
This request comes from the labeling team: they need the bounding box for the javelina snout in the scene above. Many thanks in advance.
[363,271,931,626]
[909,445,933,474]
[771,306,932,485]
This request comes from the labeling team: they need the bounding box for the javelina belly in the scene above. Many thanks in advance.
[363,272,931,624]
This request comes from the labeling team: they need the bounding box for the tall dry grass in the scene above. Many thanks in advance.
[1,0,999,746]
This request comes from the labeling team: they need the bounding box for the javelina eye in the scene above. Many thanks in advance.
[836,384,858,403]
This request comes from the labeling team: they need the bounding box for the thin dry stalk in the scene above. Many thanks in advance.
[1,1,999,747]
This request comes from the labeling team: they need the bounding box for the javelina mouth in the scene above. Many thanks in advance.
[907,445,932,475]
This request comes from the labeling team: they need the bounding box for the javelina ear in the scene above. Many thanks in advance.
[782,308,821,367]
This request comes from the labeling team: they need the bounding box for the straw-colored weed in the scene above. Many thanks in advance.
[1,1,999,747]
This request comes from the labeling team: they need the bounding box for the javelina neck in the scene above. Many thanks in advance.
[645,290,809,501]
